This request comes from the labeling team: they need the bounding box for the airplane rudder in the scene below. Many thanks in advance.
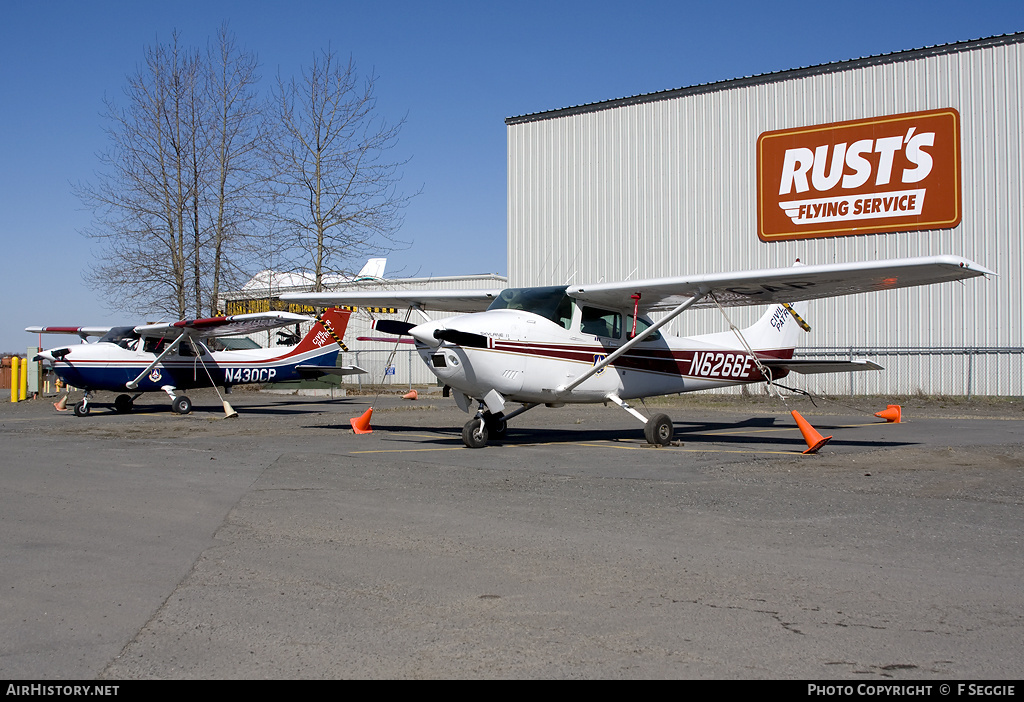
[319,307,352,340]
[291,307,352,354]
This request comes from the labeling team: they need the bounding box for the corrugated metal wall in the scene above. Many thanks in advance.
[507,36,1024,395]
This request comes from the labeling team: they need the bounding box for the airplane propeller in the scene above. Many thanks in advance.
[433,328,489,349]
[373,319,417,336]
[372,319,488,349]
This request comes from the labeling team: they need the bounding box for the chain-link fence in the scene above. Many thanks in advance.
[792,347,1024,397]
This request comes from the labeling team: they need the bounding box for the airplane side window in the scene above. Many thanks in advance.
[628,315,662,341]
[581,307,621,339]
[143,337,164,354]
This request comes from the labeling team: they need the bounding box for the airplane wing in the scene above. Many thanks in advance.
[26,326,113,340]
[569,255,994,312]
[135,312,314,339]
[279,289,504,313]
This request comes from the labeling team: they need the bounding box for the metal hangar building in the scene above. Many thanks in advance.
[505,33,1024,396]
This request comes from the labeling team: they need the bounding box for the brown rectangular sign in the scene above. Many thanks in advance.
[757,109,961,242]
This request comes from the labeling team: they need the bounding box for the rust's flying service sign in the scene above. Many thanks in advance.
[756,109,961,242]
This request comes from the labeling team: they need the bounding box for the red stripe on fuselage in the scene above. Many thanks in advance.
[488,340,793,380]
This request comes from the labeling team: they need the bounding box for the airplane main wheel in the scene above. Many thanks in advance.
[73,401,90,417]
[114,394,134,414]
[462,418,489,448]
[644,413,673,446]
[484,412,507,439]
[172,396,193,415]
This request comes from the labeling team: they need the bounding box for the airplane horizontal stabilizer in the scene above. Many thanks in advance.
[759,358,883,374]
[295,365,367,377]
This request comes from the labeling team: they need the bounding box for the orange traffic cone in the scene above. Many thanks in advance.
[875,404,902,423]
[403,389,418,400]
[350,407,373,434]
[53,395,69,411]
[791,410,832,454]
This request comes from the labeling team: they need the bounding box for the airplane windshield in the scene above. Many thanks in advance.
[488,286,573,329]
[98,327,140,349]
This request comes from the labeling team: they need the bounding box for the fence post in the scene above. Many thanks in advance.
[966,349,974,399]
[355,351,362,392]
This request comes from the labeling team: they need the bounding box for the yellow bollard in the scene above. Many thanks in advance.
[10,356,19,403]
[19,357,28,402]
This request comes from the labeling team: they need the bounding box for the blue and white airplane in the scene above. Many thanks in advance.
[30,308,363,416]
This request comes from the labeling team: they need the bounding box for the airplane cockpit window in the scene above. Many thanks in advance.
[581,307,622,339]
[488,286,573,330]
[143,337,166,354]
[99,326,140,349]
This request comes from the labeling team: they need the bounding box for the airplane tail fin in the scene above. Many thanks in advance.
[355,258,387,280]
[291,307,353,355]
[738,300,809,355]
[688,299,809,355]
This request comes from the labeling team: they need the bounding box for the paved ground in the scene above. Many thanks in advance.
[1,387,1022,679]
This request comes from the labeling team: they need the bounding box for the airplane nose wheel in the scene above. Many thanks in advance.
[462,417,489,448]
[462,411,507,448]
[644,413,674,446]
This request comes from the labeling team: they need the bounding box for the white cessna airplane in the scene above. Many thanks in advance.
[30,308,364,416]
[281,256,992,448]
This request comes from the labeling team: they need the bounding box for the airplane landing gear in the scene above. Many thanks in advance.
[172,395,193,415]
[485,412,507,438]
[460,402,535,448]
[72,392,93,417]
[607,394,676,446]
[461,410,509,448]
[462,416,488,449]
[644,413,674,446]
[114,394,134,414]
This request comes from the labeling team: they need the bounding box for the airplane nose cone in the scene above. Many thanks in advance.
[409,322,443,348]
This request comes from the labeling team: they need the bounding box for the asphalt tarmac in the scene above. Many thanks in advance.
[1,387,1022,679]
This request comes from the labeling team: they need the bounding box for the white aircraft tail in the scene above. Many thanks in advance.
[690,299,809,354]
[739,300,809,353]
[355,258,387,280]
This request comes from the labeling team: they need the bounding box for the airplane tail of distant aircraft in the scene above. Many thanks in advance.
[355,257,387,281]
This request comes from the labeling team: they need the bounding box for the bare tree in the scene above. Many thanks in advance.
[267,49,413,291]
[77,27,267,319]
[201,24,267,314]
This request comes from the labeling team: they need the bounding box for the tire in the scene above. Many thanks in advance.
[172,395,193,415]
[114,394,134,414]
[644,413,673,446]
[462,418,489,448]
[484,412,507,439]
[73,400,90,417]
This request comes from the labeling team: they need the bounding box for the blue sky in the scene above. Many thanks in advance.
[3,0,1022,353]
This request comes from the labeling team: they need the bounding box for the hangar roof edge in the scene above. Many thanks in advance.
[505,32,1024,125]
